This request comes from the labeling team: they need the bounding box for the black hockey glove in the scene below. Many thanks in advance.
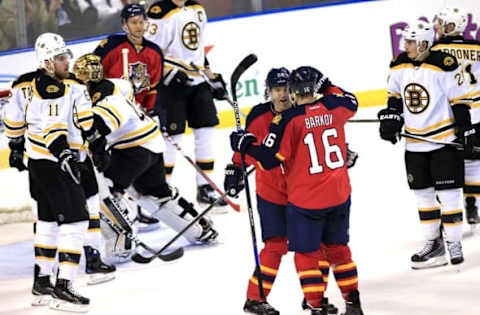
[86,129,111,172]
[164,69,192,86]
[209,73,227,100]
[346,143,358,169]
[58,149,81,184]
[453,104,476,157]
[230,130,257,155]
[224,163,244,197]
[8,138,27,171]
[377,108,404,144]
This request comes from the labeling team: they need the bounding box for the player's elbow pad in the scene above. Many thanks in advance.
[247,145,281,170]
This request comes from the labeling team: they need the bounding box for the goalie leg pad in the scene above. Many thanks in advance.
[137,192,217,243]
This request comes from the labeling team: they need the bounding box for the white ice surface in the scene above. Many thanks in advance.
[0,107,479,315]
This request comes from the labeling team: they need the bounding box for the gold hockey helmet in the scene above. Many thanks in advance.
[73,53,104,83]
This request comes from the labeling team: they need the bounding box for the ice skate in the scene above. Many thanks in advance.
[197,216,219,243]
[303,299,330,315]
[84,246,116,285]
[411,237,448,269]
[197,184,228,212]
[243,299,279,315]
[466,197,479,233]
[341,290,364,315]
[303,297,338,314]
[49,279,90,313]
[32,266,54,306]
[446,241,464,265]
[135,206,161,232]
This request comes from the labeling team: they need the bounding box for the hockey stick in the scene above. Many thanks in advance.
[190,62,247,119]
[99,211,183,262]
[94,168,184,262]
[230,53,266,300]
[347,119,379,123]
[400,132,480,153]
[160,128,241,212]
[131,167,256,264]
[121,48,129,80]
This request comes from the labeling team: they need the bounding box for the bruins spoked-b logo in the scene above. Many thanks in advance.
[182,22,200,51]
[404,83,430,114]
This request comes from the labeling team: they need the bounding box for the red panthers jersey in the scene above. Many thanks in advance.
[233,102,287,204]
[250,87,357,210]
[94,34,164,111]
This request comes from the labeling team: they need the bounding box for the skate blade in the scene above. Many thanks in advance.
[87,272,116,285]
[49,298,91,313]
[31,294,52,306]
[411,256,448,270]
[136,222,161,233]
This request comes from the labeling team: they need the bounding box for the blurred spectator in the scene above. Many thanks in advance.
[0,0,60,50]
[58,0,100,40]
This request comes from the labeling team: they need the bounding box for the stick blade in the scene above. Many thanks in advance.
[130,247,184,264]
[230,54,258,91]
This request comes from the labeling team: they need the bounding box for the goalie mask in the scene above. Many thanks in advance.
[436,7,468,35]
[72,53,104,83]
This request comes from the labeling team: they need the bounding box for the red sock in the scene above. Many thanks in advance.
[246,237,287,301]
[295,249,327,307]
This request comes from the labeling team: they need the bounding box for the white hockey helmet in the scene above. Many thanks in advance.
[35,33,73,69]
[436,7,468,34]
[403,20,435,51]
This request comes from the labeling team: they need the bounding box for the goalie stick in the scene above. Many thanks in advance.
[131,167,255,264]
[229,54,266,299]
[160,128,241,212]
[94,169,184,262]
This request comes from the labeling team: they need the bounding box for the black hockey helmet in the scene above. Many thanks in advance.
[121,3,146,23]
[288,66,326,96]
[265,67,290,89]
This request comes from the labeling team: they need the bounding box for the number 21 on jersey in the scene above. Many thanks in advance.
[304,128,344,174]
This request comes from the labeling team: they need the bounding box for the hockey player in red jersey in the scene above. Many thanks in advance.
[230,66,364,315]
[93,4,163,113]
[225,68,291,315]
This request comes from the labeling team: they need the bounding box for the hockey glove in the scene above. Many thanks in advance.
[230,130,257,155]
[452,104,476,157]
[87,129,111,172]
[377,108,404,144]
[346,143,358,169]
[455,126,476,157]
[58,149,81,185]
[164,68,192,86]
[224,163,244,197]
[8,137,27,171]
[209,73,227,100]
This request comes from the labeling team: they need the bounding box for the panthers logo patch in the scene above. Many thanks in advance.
[129,62,150,94]
[272,114,282,125]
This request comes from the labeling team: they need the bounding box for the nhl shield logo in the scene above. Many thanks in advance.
[129,62,150,94]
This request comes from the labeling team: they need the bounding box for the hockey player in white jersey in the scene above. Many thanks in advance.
[378,20,473,269]
[72,53,218,252]
[3,33,117,312]
[7,32,92,312]
[432,7,480,227]
[145,0,228,207]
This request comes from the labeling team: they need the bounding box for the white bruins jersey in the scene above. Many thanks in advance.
[388,51,472,152]
[3,71,37,141]
[89,79,164,153]
[24,72,93,162]
[431,36,480,125]
[145,0,207,85]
